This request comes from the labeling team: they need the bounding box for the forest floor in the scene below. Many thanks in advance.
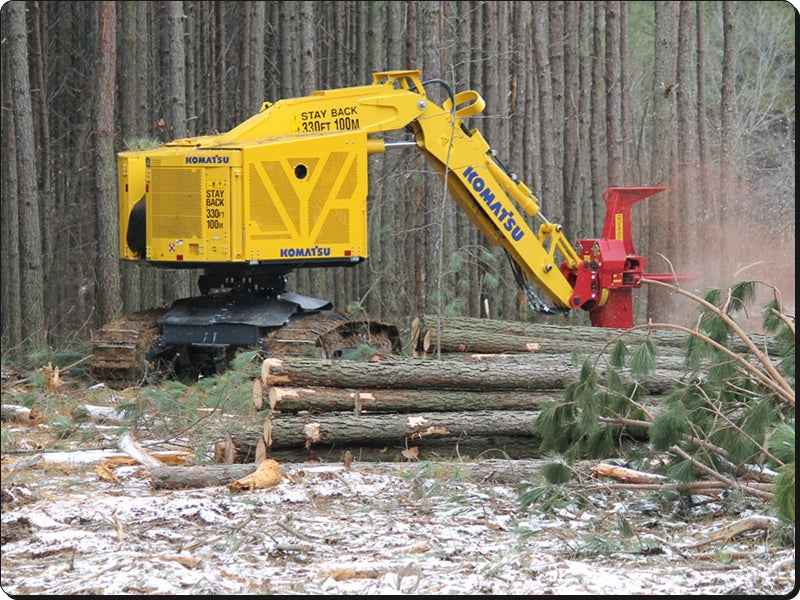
[0,368,796,596]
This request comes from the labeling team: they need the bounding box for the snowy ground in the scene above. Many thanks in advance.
[1,459,795,596]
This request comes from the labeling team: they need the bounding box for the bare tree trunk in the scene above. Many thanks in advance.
[562,1,579,239]
[381,0,407,318]
[30,4,55,338]
[719,2,736,283]
[548,1,565,216]
[466,1,486,318]
[8,1,46,349]
[117,1,141,314]
[647,1,677,322]
[421,1,443,321]
[248,2,266,116]
[574,2,594,238]
[676,1,698,270]
[695,2,710,209]
[619,2,632,182]
[1,29,22,351]
[605,1,623,186]
[589,2,606,233]
[532,4,559,223]
[94,1,121,327]
[298,2,316,96]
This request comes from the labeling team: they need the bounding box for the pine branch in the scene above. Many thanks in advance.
[640,277,795,406]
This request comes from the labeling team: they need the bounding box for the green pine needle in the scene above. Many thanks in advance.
[769,422,796,464]
[541,455,574,484]
[630,339,658,376]
[609,340,628,368]
[773,462,795,523]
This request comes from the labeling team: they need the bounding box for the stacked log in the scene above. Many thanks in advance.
[222,315,698,463]
[411,314,778,357]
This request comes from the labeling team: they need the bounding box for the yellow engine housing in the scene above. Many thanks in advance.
[119,130,370,268]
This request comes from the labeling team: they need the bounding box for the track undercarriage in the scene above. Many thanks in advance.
[90,272,401,388]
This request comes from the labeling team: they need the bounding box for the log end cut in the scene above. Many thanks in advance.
[228,459,282,491]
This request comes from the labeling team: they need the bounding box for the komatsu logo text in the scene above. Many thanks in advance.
[280,246,332,258]
[185,155,230,164]
[462,166,524,241]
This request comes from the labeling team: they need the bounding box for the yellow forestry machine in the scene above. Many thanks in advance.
[91,70,686,386]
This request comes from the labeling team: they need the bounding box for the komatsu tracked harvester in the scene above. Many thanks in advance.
[91,70,686,385]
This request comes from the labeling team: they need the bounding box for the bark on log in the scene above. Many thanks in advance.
[150,464,258,489]
[257,356,685,393]
[256,409,541,449]
[423,330,542,354]
[416,315,778,354]
[214,436,548,464]
[275,436,546,463]
[263,386,553,413]
[151,458,558,490]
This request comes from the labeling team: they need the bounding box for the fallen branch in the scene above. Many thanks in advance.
[683,515,781,549]
[118,432,164,467]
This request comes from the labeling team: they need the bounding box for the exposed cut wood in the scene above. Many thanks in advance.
[118,432,164,467]
[95,463,121,483]
[228,458,281,491]
[590,463,667,484]
[102,451,192,468]
[252,377,264,411]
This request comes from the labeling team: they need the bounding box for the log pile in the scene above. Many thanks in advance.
[221,315,697,464]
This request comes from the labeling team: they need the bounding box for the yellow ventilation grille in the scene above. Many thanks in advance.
[150,168,202,239]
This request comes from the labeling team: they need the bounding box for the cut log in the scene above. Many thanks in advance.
[265,387,553,413]
[150,464,258,489]
[265,435,548,464]
[423,330,542,354]
[415,315,778,355]
[150,456,554,489]
[257,356,685,393]
[1,404,45,425]
[258,409,541,449]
